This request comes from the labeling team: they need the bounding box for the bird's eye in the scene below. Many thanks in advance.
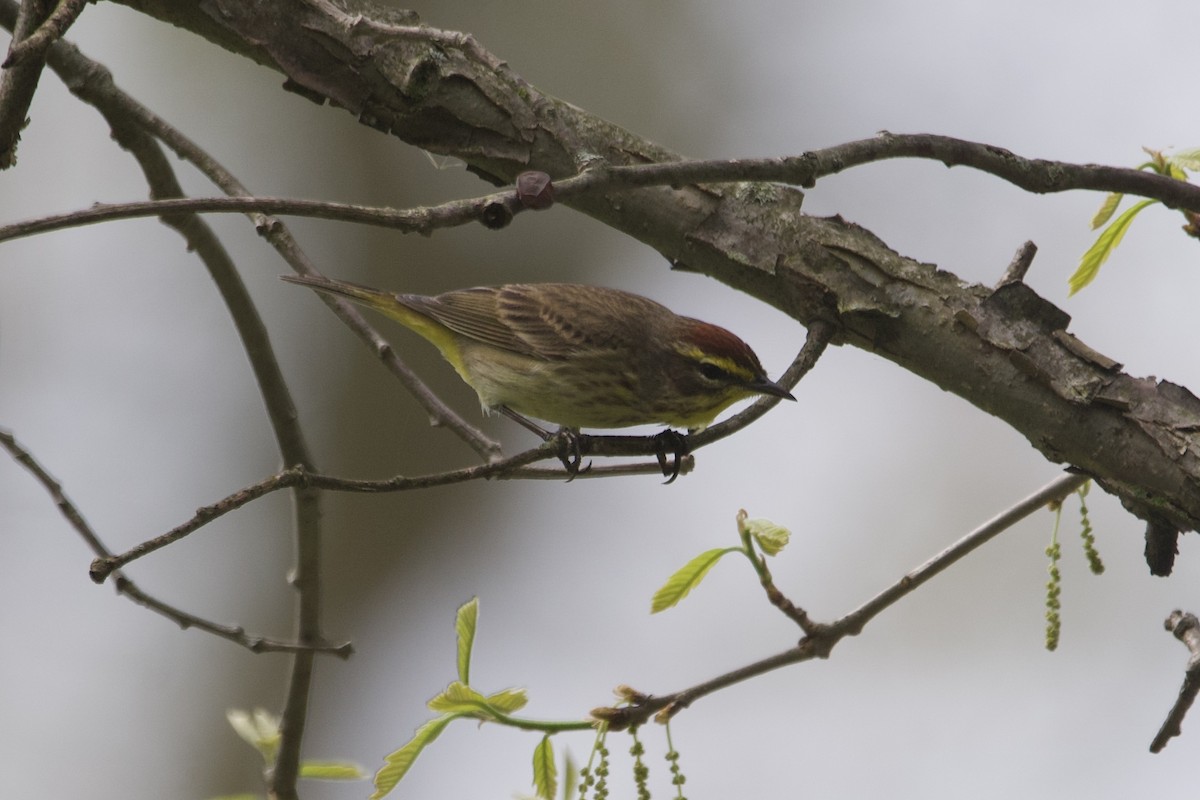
[698,362,728,382]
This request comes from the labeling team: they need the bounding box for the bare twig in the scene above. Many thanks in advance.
[6,23,328,797]
[998,240,1038,287]
[288,281,502,461]
[0,193,517,243]
[0,0,51,168]
[2,0,85,67]
[597,471,1091,728]
[0,428,350,656]
[85,327,831,584]
[0,6,502,462]
[8,131,1200,243]
[690,318,835,450]
[84,321,827,583]
[1150,610,1200,753]
[88,436,700,581]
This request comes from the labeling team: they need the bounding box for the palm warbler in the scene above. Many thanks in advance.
[282,275,794,431]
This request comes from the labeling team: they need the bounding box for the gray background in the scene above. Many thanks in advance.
[2,2,1199,798]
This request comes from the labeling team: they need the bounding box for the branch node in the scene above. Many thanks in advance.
[996,240,1038,286]
[1150,610,1200,752]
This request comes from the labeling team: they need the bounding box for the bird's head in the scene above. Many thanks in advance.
[658,318,795,430]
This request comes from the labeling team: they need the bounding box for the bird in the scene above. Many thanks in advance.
[283,275,794,477]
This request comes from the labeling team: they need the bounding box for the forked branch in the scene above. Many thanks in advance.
[596,472,1090,729]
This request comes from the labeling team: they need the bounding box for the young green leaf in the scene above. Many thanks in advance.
[1090,192,1123,229]
[1167,147,1200,172]
[533,734,557,800]
[427,680,490,714]
[651,547,738,613]
[486,686,529,714]
[225,708,280,763]
[456,597,479,686]
[226,708,262,747]
[299,761,367,780]
[742,518,791,556]
[1069,198,1157,294]
[372,714,461,800]
[561,752,578,800]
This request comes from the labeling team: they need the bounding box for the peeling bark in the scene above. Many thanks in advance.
[114,0,1200,568]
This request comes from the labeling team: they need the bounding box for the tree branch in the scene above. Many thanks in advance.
[596,472,1090,729]
[77,2,1200,563]
[1150,610,1200,753]
[0,428,350,656]
[0,0,51,167]
[0,14,332,796]
[1,0,86,67]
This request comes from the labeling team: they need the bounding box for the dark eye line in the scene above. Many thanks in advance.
[698,362,729,381]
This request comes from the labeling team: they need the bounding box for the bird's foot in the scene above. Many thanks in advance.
[553,427,592,480]
[496,408,593,480]
[653,429,690,484]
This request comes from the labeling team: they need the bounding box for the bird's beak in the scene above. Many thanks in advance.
[749,377,796,401]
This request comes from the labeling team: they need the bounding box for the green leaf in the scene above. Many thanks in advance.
[532,735,557,800]
[1166,162,1189,181]
[742,518,791,556]
[651,547,738,613]
[456,597,478,686]
[1090,192,1123,229]
[372,714,461,800]
[299,760,367,780]
[1069,198,1157,294]
[226,708,261,746]
[1167,147,1200,172]
[427,680,491,714]
[225,708,280,763]
[486,686,529,714]
[561,752,579,800]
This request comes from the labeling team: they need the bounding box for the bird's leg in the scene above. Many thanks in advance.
[498,406,553,438]
[497,407,591,478]
[653,429,691,484]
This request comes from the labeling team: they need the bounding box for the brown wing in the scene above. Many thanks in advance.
[408,284,670,361]
[399,287,535,355]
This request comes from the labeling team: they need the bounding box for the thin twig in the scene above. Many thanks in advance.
[289,283,502,461]
[0,0,51,168]
[89,366,847,583]
[6,133,1200,244]
[12,26,328,798]
[738,515,820,634]
[2,0,86,67]
[835,471,1089,635]
[597,471,1090,728]
[1150,610,1200,753]
[998,240,1038,286]
[87,439,606,582]
[0,8,502,462]
[84,319,825,583]
[0,428,350,656]
[0,194,515,242]
[690,318,835,449]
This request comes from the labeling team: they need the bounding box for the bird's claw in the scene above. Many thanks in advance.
[554,427,593,481]
[653,429,690,484]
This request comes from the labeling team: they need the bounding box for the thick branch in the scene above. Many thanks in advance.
[98,1,1200,559]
